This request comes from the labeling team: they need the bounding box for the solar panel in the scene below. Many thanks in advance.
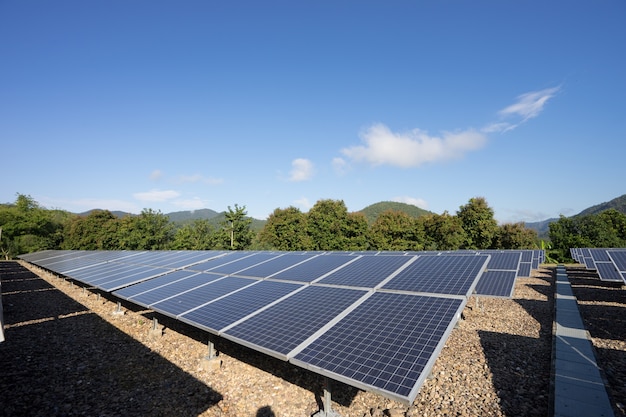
[150,276,257,317]
[481,251,521,271]
[607,250,626,283]
[93,267,172,291]
[179,280,304,333]
[317,255,412,288]
[595,262,623,282]
[381,255,488,296]
[269,254,359,283]
[231,253,317,278]
[474,270,517,298]
[291,292,465,404]
[113,269,206,303]
[207,252,281,275]
[517,262,532,277]
[222,286,367,359]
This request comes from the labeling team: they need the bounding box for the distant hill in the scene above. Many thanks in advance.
[577,194,626,217]
[166,208,219,223]
[524,193,626,238]
[358,201,433,224]
[78,209,132,218]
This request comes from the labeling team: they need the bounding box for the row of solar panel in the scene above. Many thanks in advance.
[18,249,542,404]
[570,248,626,283]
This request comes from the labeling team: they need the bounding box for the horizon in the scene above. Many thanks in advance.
[1,2,624,223]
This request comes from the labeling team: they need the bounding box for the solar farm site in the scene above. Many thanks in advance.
[2,249,624,416]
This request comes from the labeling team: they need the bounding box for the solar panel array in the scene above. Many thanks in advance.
[570,247,626,283]
[18,249,542,404]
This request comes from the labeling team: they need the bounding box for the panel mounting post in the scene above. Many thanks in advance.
[313,378,341,417]
[199,336,221,372]
[111,301,124,316]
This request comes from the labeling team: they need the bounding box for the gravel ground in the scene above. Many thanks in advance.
[0,260,623,417]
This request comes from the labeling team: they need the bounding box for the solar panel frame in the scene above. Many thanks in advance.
[230,253,317,278]
[221,286,369,359]
[474,270,517,298]
[316,255,413,288]
[268,254,360,283]
[291,292,465,404]
[112,269,206,302]
[381,254,489,296]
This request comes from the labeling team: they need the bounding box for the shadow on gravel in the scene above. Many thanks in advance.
[478,330,551,417]
[0,261,222,417]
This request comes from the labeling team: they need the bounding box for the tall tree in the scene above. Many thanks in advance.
[344,211,370,250]
[457,197,499,249]
[368,210,423,251]
[218,204,254,250]
[420,212,466,251]
[62,210,120,250]
[495,222,537,249]
[117,209,173,250]
[171,219,217,250]
[305,199,351,251]
[258,206,310,250]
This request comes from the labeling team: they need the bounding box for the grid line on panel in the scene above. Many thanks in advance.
[382,255,488,296]
[150,276,257,317]
[223,286,367,356]
[207,253,281,275]
[179,280,303,332]
[317,255,413,288]
[269,254,359,283]
[292,292,463,401]
[474,270,517,298]
[232,253,316,278]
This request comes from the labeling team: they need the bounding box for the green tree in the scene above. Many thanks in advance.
[258,206,310,250]
[344,212,370,250]
[62,210,121,250]
[171,219,217,250]
[368,210,423,251]
[117,209,173,250]
[420,212,466,250]
[0,194,67,258]
[305,199,352,251]
[457,197,499,249]
[218,204,254,250]
[495,222,537,249]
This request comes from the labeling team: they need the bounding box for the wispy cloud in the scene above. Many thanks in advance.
[392,196,429,210]
[171,197,208,210]
[485,86,560,133]
[150,169,163,181]
[133,189,180,202]
[177,174,223,185]
[294,197,312,211]
[289,158,315,182]
[41,197,140,214]
[332,157,349,175]
[341,124,486,168]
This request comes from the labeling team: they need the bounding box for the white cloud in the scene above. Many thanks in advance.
[341,123,486,168]
[332,157,349,175]
[289,158,315,182]
[133,189,180,202]
[150,170,163,181]
[487,86,560,133]
[294,197,312,211]
[177,174,223,185]
[41,197,140,214]
[392,196,429,210]
[171,197,208,210]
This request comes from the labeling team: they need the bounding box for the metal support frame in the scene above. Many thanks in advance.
[313,378,342,417]
[112,301,124,316]
[206,339,217,360]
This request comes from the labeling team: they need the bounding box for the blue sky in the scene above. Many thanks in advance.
[1,1,624,222]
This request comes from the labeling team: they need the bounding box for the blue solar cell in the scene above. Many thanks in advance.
[482,252,521,271]
[179,280,304,332]
[382,255,488,296]
[95,267,171,291]
[150,276,256,317]
[474,270,517,298]
[517,262,532,277]
[223,286,367,357]
[113,269,204,301]
[608,250,626,273]
[232,253,317,278]
[595,262,623,282]
[317,255,412,288]
[207,253,281,275]
[269,254,359,283]
[589,249,611,262]
[291,292,464,404]
[521,250,533,262]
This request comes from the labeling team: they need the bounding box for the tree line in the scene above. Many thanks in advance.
[1,194,540,259]
[548,209,626,262]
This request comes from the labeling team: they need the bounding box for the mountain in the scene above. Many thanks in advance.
[576,194,626,217]
[78,209,133,218]
[524,193,626,238]
[358,201,434,224]
[166,208,219,223]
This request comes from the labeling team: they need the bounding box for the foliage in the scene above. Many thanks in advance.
[420,212,467,251]
[359,201,432,225]
[62,210,121,250]
[171,219,217,250]
[548,209,626,261]
[0,194,68,258]
[577,193,626,217]
[457,197,499,249]
[305,199,353,251]
[368,210,423,251]
[216,204,255,250]
[258,206,310,250]
[495,222,538,249]
[117,209,174,250]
